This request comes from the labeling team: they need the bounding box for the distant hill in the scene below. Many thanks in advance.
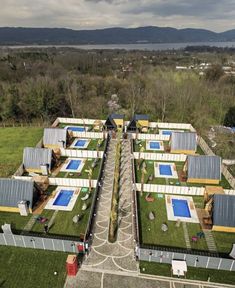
[0,26,235,45]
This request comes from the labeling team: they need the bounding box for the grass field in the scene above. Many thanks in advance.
[138,192,208,250]
[0,126,68,288]
[137,192,233,253]
[135,160,231,188]
[0,127,43,177]
[139,261,235,285]
[0,246,67,288]
[31,188,94,237]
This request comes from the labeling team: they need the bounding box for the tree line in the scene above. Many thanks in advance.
[0,48,234,132]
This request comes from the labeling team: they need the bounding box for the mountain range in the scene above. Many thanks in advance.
[0,26,235,45]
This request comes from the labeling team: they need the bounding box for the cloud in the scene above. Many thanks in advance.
[0,0,234,32]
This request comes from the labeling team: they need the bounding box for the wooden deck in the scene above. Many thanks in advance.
[196,208,212,230]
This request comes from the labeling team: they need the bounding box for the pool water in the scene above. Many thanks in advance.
[162,130,172,136]
[172,199,191,218]
[53,190,74,206]
[66,159,82,170]
[75,139,87,147]
[150,141,160,149]
[159,164,172,176]
[67,126,85,132]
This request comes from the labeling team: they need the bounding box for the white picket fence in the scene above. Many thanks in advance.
[72,131,105,139]
[13,175,97,188]
[57,117,106,125]
[60,148,103,159]
[133,152,186,162]
[134,133,170,141]
[48,177,97,188]
[135,183,204,195]
[154,122,194,130]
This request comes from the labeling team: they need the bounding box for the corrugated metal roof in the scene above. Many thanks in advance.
[187,155,221,180]
[213,194,235,227]
[134,114,149,121]
[0,179,35,209]
[23,147,53,170]
[43,128,67,147]
[171,132,197,151]
[110,114,124,119]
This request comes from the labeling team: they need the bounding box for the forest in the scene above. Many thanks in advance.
[0,47,234,134]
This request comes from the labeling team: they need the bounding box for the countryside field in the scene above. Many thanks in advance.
[0,127,67,288]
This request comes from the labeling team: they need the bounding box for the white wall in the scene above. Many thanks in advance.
[72,131,105,139]
[49,177,97,188]
[58,117,105,125]
[60,149,103,159]
[133,152,186,162]
[135,183,204,195]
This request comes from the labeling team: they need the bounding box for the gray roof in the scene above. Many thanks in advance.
[43,128,67,147]
[23,147,53,170]
[0,179,35,209]
[187,155,221,180]
[171,132,197,151]
[213,194,235,228]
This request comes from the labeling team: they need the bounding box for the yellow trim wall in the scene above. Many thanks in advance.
[171,149,196,155]
[0,206,32,213]
[187,178,220,185]
[114,119,124,127]
[25,168,43,173]
[44,144,61,150]
[137,120,149,127]
[212,225,235,233]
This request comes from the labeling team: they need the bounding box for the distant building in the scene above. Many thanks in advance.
[105,114,124,131]
[127,114,149,132]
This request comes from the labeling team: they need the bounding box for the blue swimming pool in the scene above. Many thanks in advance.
[172,199,191,218]
[162,130,172,136]
[75,139,87,147]
[159,164,172,176]
[66,159,82,170]
[150,141,160,149]
[67,126,85,132]
[53,190,74,206]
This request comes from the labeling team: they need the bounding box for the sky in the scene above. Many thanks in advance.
[1,0,235,32]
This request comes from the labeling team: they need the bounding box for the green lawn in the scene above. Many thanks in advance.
[135,160,184,185]
[135,160,231,189]
[0,127,43,177]
[138,192,208,251]
[140,261,235,285]
[57,158,101,179]
[213,231,235,254]
[31,188,94,237]
[0,246,67,288]
[0,212,31,232]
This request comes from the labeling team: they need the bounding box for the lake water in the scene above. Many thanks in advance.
[2,42,235,51]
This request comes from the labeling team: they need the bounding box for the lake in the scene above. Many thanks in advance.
[2,41,235,51]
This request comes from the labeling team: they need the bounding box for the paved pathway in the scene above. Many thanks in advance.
[203,229,217,253]
[182,222,191,249]
[64,138,137,287]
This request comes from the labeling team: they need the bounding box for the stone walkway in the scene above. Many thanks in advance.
[182,222,191,249]
[64,138,137,287]
[203,229,217,253]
